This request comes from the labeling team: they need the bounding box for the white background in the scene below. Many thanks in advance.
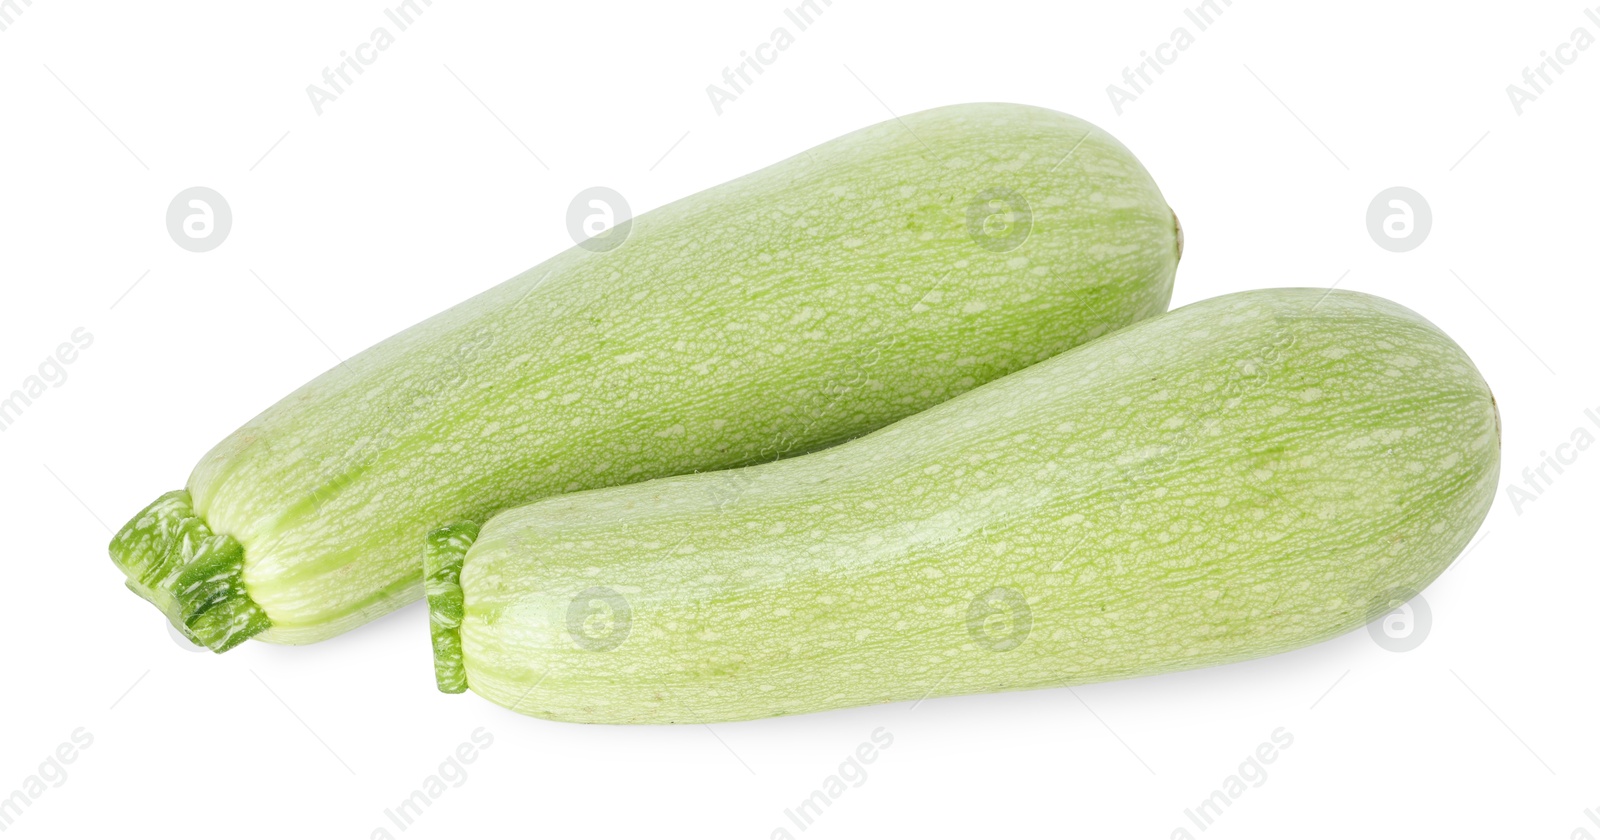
[1,0,1595,837]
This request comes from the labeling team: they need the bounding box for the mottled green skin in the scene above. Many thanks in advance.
[443,289,1499,724]
[110,103,1179,649]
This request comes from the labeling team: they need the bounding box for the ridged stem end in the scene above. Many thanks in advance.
[107,490,270,653]
[425,521,480,694]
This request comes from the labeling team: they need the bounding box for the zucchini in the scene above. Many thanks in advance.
[110,102,1181,651]
[426,288,1499,724]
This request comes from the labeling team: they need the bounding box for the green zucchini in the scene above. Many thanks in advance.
[110,102,1181,651]
[426,288,1499,724]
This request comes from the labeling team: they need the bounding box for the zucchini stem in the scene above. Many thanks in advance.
[424,521,480,694]
[107,490,270,652]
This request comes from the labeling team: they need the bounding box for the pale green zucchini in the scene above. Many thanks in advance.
[110,103,1180,651]
[427,288,1499,724]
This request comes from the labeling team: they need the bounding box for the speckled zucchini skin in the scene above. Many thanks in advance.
[110,103,1180,650]
[436,289,1498,724]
